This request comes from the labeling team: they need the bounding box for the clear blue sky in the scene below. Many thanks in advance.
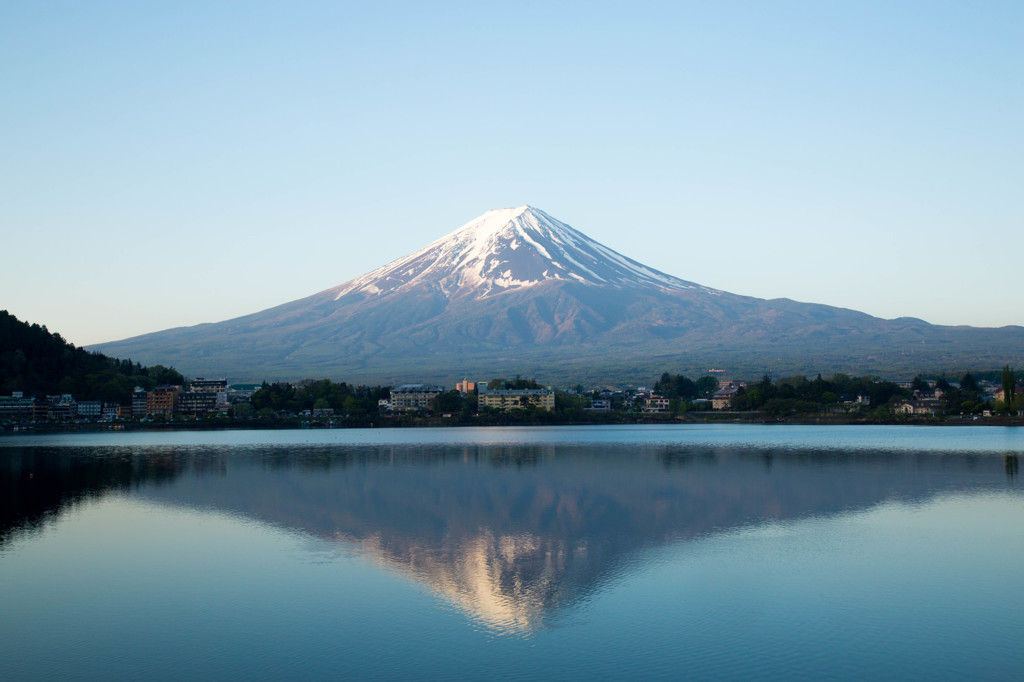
[3,1,1021,346]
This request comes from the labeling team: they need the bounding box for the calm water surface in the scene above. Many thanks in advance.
[2,425,1023,680]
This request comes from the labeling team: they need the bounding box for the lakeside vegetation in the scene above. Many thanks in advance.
[2,310,1021,429]
[0,310,183,403]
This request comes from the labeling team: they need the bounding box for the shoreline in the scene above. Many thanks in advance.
[3,413,1022,436]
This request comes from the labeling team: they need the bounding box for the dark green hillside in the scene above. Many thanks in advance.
[0,311,183,403]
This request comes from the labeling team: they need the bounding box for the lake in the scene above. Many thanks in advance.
[2,425,1023,680]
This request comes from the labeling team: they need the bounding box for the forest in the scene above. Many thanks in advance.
[0,310,183,404]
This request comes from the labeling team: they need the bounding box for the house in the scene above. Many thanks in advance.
[840,394,871,411]
[994,388,1018,404]
[643,396,670,413]
[893,398,944,416]
[913,399,944,416]
[913,388,945,401]
[893,401,915,415]
[712,385,741,410]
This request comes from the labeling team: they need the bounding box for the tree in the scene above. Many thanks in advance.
[342,395,364,415]
[654,372,700,400]
[232,403,254,419]
[1001,365,1016,404]
[432,390,467,414]
[487,376,541,390]
[0,310,186,404]
[694,376,718,398]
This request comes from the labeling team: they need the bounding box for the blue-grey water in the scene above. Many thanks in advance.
[2,425,1023,680]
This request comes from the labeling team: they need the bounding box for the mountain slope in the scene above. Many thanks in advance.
[330,206,701,300]
[92,206,1024,382]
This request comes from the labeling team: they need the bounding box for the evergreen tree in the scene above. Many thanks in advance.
[0,310,183,403]
[1001,365,1016,404]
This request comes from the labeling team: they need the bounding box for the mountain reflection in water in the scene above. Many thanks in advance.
[2,443,1019,634]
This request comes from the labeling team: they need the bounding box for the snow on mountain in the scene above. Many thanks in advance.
[90,205,1024,383]
[330,205,707,301]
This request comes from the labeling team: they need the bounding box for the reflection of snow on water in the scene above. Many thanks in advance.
[3,431,1024,679]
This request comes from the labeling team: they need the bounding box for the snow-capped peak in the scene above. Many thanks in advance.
[331,205,702,301]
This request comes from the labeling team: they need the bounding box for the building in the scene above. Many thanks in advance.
[456,379,476,394]
[389,384,444,412]
[0,394,36,420]
[712,385,741,410]
[478,385,555,412]
[227,384,262,403]
[190,378,229,410]
[190,378,228,393]
[842,394,871,410]
[893,401,915,415]
[176,392,218,416]
[586,399,611,412]
[893,398,944,416]
[995,388,1018,404]
[643,396,670,413]
[132,388,148,417]
[912,399,945,416]
[76,401,103,419]
[46,395,76,420]
[147,385,181,416]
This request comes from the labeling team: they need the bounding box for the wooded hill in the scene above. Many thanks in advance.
[0,311,184,404]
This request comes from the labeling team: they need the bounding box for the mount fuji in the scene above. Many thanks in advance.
[93,206,1024,382]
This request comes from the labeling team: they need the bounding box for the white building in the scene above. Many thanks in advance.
[390,384,444,412]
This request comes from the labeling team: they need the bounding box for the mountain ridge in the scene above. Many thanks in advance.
[327,205,706,302]
[91,206,1024,383]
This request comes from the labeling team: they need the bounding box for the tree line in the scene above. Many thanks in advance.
[0,310,184,404]
[4,308,1019,420]
[728,371,1011,417]
[249,380,390,419]
[731,373,905,415]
